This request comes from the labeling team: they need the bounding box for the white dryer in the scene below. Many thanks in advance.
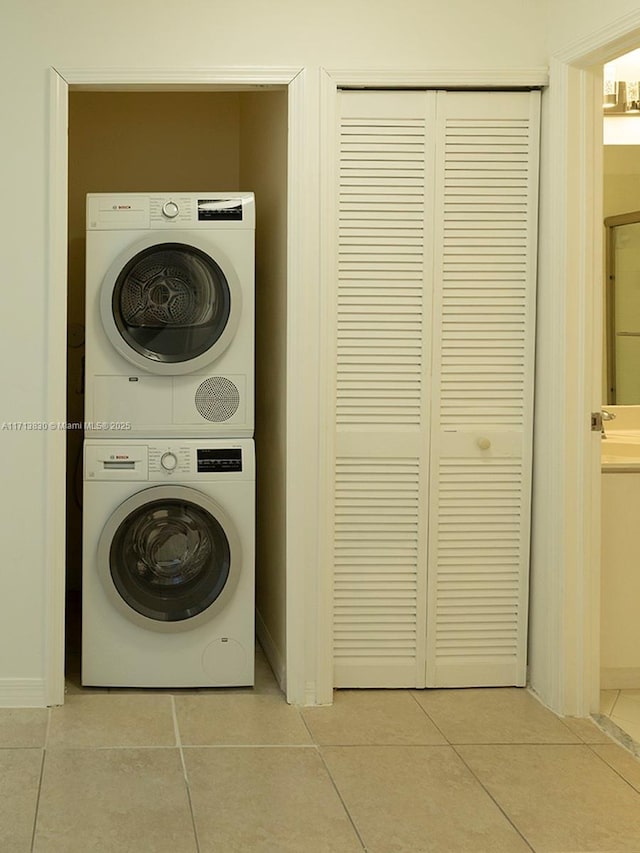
[82,438,255,687]
[85,192,254,438]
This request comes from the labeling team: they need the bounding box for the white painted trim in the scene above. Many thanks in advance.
[52,66,301,89]
[282,67,320,706]
[46,64,307,706]
[535,13,640,716]
[323,68,549,88]
[45,68,69,707]
[315,68,340,706]
[531,58,601,717]
[0,679,48,708]
[528,63,568,714]
[317,67,552,702]
[555,10,640,65]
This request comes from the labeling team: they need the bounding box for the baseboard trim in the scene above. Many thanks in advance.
[601,667,640,690]
[0,678,48,708]
[255,609,286,694]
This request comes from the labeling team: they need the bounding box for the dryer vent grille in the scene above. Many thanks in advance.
[194,377,240,422]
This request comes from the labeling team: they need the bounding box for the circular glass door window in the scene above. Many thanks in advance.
[112,243,231,365]
[108,497,231,622]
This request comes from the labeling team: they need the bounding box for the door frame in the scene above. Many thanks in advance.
[317,18,640,713]
[529,11,640,716]
[316,67,549,706]
[45,65,310,705]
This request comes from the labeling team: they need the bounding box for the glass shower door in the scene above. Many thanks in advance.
[606,214,640,403]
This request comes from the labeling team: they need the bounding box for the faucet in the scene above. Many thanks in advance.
[602,409,616,438]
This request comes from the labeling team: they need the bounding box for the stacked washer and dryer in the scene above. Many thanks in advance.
[81,193,256,687]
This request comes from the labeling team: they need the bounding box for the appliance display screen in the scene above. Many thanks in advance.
[197,448,242,472]
[197,199,243,221]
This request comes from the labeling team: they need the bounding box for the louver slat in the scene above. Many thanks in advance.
[427,92,539,687]
[336,100,430,429]
[333,458,424,686]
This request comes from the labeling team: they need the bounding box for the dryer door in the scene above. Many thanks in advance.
[100,235,243,376]
[97,485,242,632]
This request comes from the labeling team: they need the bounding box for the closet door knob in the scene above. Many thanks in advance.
[477,437,491,450]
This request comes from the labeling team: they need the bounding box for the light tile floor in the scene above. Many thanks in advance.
[601,688,640,745]
[4,651,640,852]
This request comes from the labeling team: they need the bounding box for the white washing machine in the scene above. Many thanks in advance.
[85,192,255,438]
[82,438,255,687]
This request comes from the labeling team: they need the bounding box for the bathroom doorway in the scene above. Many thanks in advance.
[600,81,640,742]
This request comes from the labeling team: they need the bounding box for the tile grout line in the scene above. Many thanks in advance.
[450,744,536,853]
[609,688,622,717]
[29,747,46,853]
[297,711,368,852]
[408,691,450,742]
[585,740,640,794]
[29,707,52,853]
[171,696,201,853]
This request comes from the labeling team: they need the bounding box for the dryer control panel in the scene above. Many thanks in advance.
[86,192,255,230]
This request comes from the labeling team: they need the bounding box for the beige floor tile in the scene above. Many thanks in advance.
[0,749,43,852]
[34,748,196,853]
[185,747,363,852]
[601,688,620,716]
[458,743,640,851]
[413,687,580,744]
[48,694,175,748]
[0,708,48,747]
[322,745,530,853]
[592,742,640,792]
[562,715,614,743]
[175,693,311,745]
[302,690,446,745]
[610,690,640,742]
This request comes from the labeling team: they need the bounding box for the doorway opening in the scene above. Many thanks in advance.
[62,86,289,697]
[600,49,640,740]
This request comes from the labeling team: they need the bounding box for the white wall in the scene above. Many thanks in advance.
[239,91,289,687]
[543,0,640,55]
[0,0,549,704]
[3,0,638,706]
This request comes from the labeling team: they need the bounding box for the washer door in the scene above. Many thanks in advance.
[100,234,243,375]
[97,485,241,632]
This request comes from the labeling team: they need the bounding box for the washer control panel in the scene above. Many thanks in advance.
[85,441,250,481]
[147,445,243,478]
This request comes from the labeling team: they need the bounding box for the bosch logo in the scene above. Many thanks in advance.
[110,454,129,460]
[112,205,132,210]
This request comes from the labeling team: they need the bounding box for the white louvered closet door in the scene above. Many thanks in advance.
[332,88,540,689]
[426,91,540,687]
[333,91,436,687]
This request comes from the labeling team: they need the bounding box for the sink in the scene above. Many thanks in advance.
[602,434,640,468]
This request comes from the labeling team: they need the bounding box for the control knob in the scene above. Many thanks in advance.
[162,200,179,219]
[160,451,178,472]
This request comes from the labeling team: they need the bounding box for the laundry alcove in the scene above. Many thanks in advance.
[65,88,289,691]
